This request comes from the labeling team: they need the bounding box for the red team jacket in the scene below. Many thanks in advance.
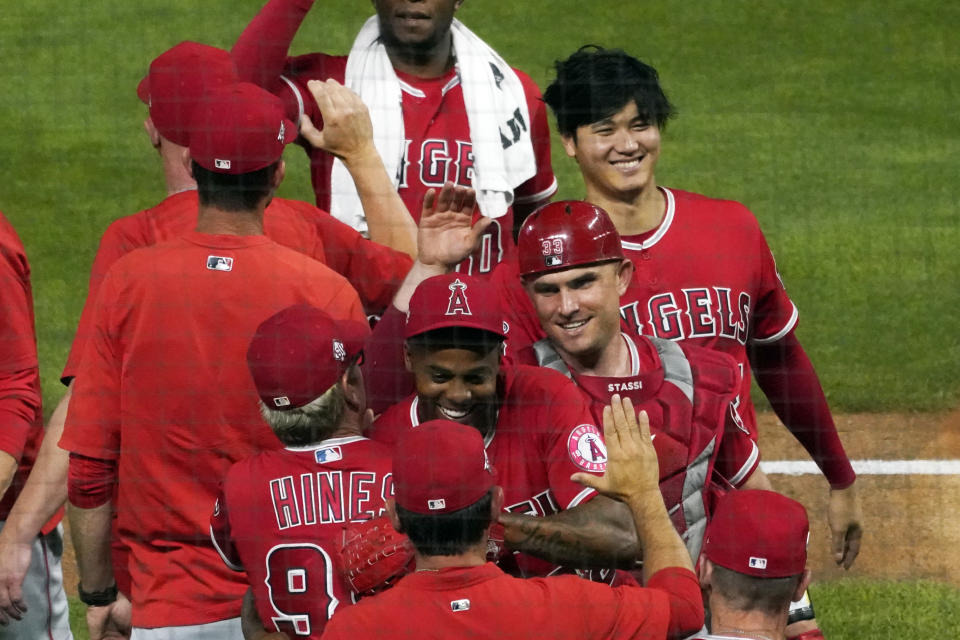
[61,190,411,383]
[211,436,394,639]
[0,213,61,533]
[231,0,558,277]
[321,564,704,640]
[60,232,367,628]
[369,363,605,579]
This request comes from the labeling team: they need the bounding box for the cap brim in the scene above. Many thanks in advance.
[136,76,150,106]
[281,117,298,144]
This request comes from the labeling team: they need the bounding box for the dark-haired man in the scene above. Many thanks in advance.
[689,490,812,640]
[231,0,558,276]
[61,82,368,639]
[529,46,858,640]
[369,272,640,580]
[324,397,705,639]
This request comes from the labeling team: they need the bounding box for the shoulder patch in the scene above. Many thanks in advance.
[567,424,607,472]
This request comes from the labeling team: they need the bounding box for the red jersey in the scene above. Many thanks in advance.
[0,213,60,532]
[231,0,557,277]
[60,232,366,628]
[322,564,702,640]
[61,190,410,382]
[520,333,757,562]
[210,436,393,639]
[369,363,602,578]
[496,187,797,442]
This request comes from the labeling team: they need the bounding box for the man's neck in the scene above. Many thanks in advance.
[385,36,456,78]
[564,332,632,378]
[195,205,265,236]
[709,597,787,640]
[588,182,665,237]
[414,540,487,572]
[160,141,197,196]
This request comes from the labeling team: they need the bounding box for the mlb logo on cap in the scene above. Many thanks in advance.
[749,557,768,570]
[332,339,346,362]
[427,499,447,511]
[450,599,471,612]
[215,159,232,170]
[545,255,563,267]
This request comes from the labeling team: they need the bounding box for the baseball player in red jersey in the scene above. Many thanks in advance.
[687,490,813,640]
[210,305,398,639]
[231,0,558,277]
[61,82,370,638]
[325,398,704,640]
[528,46,858,640]
[0,41,418,622]
[367,272,643,580]
[511,200,761,564]
[0,213,71,638]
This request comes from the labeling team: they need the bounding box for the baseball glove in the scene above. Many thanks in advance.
[340,516,415,595]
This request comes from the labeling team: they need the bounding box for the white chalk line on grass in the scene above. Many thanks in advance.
[760,459,960,476]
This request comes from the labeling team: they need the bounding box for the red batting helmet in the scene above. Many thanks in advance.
[517,201,624,277]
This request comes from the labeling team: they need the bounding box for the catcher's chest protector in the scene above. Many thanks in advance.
[532,336,733,560]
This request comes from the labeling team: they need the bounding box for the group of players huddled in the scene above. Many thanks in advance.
[0,2,863,639]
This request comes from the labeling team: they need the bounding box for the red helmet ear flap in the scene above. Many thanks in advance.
[517,201,623,277]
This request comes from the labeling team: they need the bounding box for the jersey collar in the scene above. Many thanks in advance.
[621,186,675,251]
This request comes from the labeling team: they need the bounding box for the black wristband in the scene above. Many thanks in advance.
[78,582,118,607]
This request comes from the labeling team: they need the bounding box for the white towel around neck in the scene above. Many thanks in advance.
[329,16,537,234]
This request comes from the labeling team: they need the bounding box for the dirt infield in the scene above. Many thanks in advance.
[59,410,960,595]
[757,409,960,587]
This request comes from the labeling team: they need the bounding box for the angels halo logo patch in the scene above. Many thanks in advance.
[567,424,607,472]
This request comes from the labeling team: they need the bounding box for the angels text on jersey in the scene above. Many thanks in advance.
[620,287,752,344]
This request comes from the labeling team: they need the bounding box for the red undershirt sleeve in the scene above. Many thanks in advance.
[749,330,856,489]
[645,566,705,638]
[232,0,315,99]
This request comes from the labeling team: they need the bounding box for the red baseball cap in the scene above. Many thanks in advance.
[189,82,297,175]
[405,273,507,340]
[247,305,370,411]
[393,420,497,514]
[517,200,624,277]
[703,490,810,578]
[137,41,238,147]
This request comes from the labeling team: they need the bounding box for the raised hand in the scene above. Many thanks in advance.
[300,79,377,165]
[571,395,659,503]
[417,182,492,268]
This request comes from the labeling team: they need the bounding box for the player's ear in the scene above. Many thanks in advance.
[490,486,504,517]
[561,133,578,159]
[341,364,366,412]
[182,148,193,177]
[386,499,404,533]
[794,569,813,602]
[616,259,634,296]
[272,160,286,189]
[144,118,161,151]
[403,342,414,373]
[697,557,713,590]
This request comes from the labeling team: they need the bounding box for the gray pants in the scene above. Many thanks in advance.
[131,617,241,639]
[0,523,72,640]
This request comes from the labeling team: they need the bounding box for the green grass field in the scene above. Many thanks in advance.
[2,1,958,637]
[67,580,960,640]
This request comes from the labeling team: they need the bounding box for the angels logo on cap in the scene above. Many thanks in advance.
[567,424,608,472]
[332,338,346,362]
[445,278,472,316]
